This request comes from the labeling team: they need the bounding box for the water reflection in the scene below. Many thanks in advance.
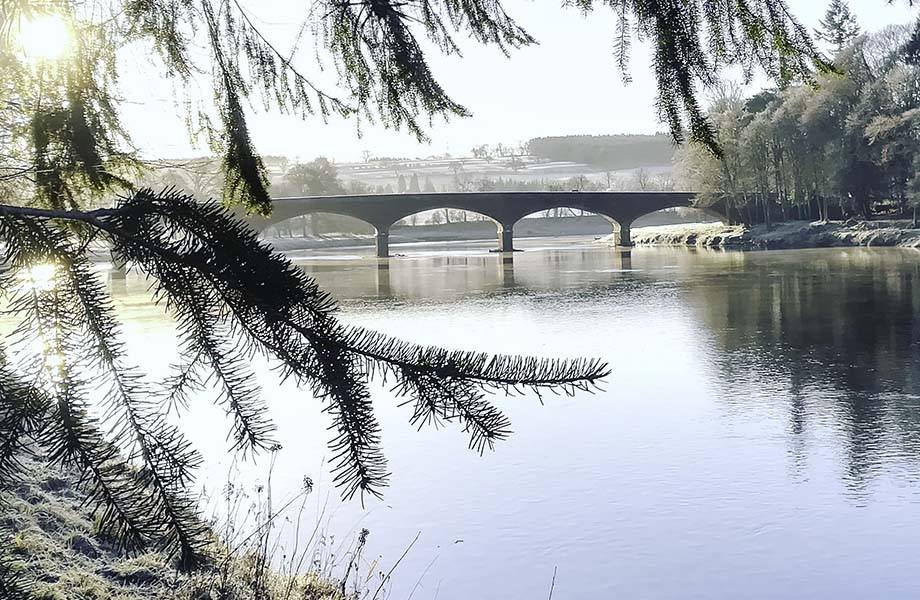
[296,244,647,301]
[500,253,515,289]
[107,269,128,295]
[374,260,391,298]
[619,248,632,271]
[102,240,920,598]
[679,249,920,496]
[294,244,920,501]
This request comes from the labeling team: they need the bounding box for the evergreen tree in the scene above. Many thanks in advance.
[817,0,862,52]
[280,157,346,196]
[423,176,437,193]
[408,173,421,193]
[397,174,408,193]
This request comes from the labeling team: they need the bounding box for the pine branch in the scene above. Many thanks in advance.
[339,326,610,391]
[394,370,512,453]
[0,191,610,503]
[41,392,152,554]
[0,213,210,569]
[0,363,48,486]
[310,335,389,502]
[229,0,352,114]
[161,350,205,414]
[1,215,203,483]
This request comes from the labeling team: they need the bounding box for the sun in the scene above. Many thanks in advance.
[18,15,73,61]
[22,263,59,292]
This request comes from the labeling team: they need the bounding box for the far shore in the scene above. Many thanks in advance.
[612,220,920,250]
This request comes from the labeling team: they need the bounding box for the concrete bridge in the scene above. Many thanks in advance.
[242,191,716,257]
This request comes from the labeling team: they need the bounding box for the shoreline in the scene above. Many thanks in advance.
[611,220,920,250]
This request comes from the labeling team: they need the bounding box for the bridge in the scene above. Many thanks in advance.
[242,191,718,257]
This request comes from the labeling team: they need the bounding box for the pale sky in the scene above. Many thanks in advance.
[117,0,918,162]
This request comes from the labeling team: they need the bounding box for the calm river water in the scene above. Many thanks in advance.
[107,236,920,599]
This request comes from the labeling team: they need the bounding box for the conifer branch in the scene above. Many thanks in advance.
[0,191,609,502]
[0,210,210,568]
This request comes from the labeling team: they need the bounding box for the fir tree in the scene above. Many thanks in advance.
[408,173,421,193]
[816,0,862,53]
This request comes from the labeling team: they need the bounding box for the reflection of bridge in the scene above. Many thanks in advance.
[243,191,714,257]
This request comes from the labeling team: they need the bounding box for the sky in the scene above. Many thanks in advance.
[116,0,919,162]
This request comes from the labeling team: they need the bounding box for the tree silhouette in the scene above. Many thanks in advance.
[280,158,346,196]
[817,0,862,52]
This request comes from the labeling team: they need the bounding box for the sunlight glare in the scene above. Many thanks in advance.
[18,15,72,61]
[23,263,59,292]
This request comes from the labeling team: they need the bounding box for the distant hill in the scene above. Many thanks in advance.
[526,134,676,170]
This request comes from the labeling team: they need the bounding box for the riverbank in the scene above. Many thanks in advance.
[0,456,355,599]
[610,219,920,250]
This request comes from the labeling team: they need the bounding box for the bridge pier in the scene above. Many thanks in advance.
[617,223,633,247]
[498,225,515,253]
[375,227,390,258]
[109,251,127,280]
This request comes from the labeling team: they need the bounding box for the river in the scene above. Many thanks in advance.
[106,236,920,599]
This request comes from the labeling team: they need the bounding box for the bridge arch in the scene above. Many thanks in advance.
[694,205,731,224]
[387,206,501,256]
[511,207,631,248]
[391,205,500,227]
[261,211,376,239]
[632,206,727,228]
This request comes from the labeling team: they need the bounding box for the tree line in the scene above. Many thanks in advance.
[677,9,920,226]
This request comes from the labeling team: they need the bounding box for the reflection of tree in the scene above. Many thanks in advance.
[685,249,920,494]
[303,246,920,495]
